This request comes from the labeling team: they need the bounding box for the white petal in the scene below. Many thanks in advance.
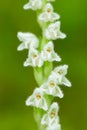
[44,3,53,12]
[38,57,44,67]
[35,98,41,108]
[55,87,64,98]
[23,58,32,67]
[47,41,54,49]
[23,0,42,10]
[45,28,57,40]
[38,13,47,22]
[51,53,61,62]
[41,98,48,111]
[17,32,32,41]
[45,29,52,40]
[17,43,25,51]
[26,95,34,106]
[54,65,68,76]
[49,71,58,81]
[49,102,59,114]
[51,13,60,21]
[33,88,43,95]
[62,77,71,87]
[46,124,61,130]
[17,32,25,41]
[44,41,54,51]
[41,114,48,125]
[40,83,48,90]
[17,32,38,42]
[23,3,31,10]
[57,32,66,39]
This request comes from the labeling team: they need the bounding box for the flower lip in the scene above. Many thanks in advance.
[57,69,63,75]
[47,8,51,13]
[33,54,38,58]
[50,111,56,118]
[49,81,55,88]
[36,93,42,100]
[46,48,52,53]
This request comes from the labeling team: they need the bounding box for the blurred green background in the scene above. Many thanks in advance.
[0,0,87,130]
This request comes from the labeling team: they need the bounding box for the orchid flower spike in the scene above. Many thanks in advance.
[17,0,71,129]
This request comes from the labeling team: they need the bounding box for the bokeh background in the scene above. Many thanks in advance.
[0,0,87,130]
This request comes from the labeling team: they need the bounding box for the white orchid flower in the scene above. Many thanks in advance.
[41,74,63,98]
[46,124,61,130]
[17,32,39,51]
[23,0,42,10]
[38,3,60,22]
[45,21,66,40]
[51,65,71,87]
[24,49,43,67]
[41,102,59,126]
[41,41,61,62]
[26,88,48,111]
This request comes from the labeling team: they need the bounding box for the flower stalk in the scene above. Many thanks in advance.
[17,0,71,130]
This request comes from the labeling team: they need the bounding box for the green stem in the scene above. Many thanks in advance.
[34,67,44,86]
[34,107,45,129]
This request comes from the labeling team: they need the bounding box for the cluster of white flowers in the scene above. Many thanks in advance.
[17,33,61,67]
[17,0,71,130]
[41,65,71,98]
[26,65,71,109]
